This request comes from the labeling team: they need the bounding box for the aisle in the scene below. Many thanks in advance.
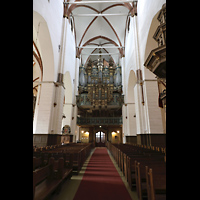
[73,148,132,200]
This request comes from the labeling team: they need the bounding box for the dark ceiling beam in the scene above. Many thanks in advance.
[33,77,40,82]
[33,41,43,80]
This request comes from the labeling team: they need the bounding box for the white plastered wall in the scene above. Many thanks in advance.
[137,0,165,134]
[33,0,77,135]
[123,0,166,136]
[122,69,137,143]
[33,10,55,134]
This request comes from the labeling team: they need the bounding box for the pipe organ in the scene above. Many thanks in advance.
[76,55,124,117]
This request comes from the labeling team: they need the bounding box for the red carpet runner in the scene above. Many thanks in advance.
[73,148,132,200]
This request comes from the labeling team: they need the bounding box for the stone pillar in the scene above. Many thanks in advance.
[50,81,65,135]
[48,16,68,142]
[33,16,68,147]
[132,16,149,144]
[70,104,78,142]
[70,57,80,142]
[122,104,127,144]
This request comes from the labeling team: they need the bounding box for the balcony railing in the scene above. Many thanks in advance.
[76,93,124,108]
[77,116,122,125]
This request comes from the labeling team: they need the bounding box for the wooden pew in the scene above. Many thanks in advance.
[123,153,128,180]
[70,151,81,174]
[64,152,73,168]
[120,150,124,172]
[33,157,72,200]
[35,143,92,175]
[146,166,166,200]
[109,143,165,191]
[127,154,149,190]
[33,143,92,199]
[135,159,165,200]
[33,156,46,171]
[52,157,73,181]
[33,157,60,200]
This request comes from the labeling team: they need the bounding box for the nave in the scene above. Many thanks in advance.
[33,142,166,200]
[33,1,166,199]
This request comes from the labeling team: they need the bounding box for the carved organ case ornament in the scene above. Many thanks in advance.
[77,56,124,112]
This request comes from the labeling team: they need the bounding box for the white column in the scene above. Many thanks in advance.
[62,103,72,127]
[133,16,148,135]
[120,55,127,144]
[50,84,65,134]
[49,17,68,135]
[122,104,127,143]
[120,57,126,95]
[127,103,137,136]
[70,105,78,142]
[70,57,80,142]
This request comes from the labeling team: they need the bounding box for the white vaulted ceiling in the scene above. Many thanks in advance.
[64,0,137,66]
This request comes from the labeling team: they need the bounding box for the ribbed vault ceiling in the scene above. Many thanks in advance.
[64,0,137,66]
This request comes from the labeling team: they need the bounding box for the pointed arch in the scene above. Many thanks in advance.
[76,5,123,48]
[66,2,134,18]
[79,35,123,56]
[33,11,54,81]
[67,2,135,49]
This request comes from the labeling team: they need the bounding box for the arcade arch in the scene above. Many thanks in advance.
[126,70,137,137]
[33,11,55,135]
[33,11,54,82]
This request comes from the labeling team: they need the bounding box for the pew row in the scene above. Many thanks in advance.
[33,143,92,174]
[107,142,166,200]
[33,157,72,200]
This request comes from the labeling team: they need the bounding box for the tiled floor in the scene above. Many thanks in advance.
[50,147,138,200]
